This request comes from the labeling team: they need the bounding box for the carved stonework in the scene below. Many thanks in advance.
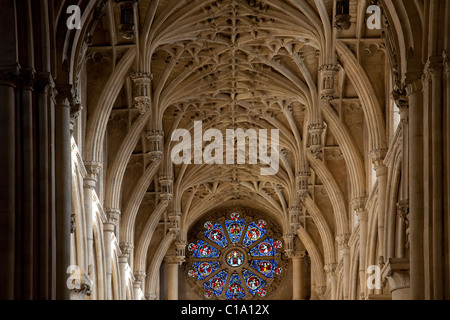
[159,176,173,201]
[146,130,164,161]
[381,258,410,293]
[308,123,326,159]
[115,0,139,39]
[296,171,311,202]
[288,206,301,232]
[334,0,351,30]
[70,213,77,233]
[130,72,152,114]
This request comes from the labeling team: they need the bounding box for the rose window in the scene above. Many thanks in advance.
[185,210,286,300]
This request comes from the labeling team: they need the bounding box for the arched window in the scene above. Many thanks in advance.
[185,210,286,300]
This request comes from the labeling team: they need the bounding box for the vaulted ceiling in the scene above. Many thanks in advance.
[76,0,388,291]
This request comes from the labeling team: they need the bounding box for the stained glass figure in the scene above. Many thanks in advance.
[192,240,220,258]
[188,269,197,278]
[187,243,197,252]
[204,290,214,299]
[204,270,228,297]
[250,260,280,278]
[226,250,245,267]
[242,221,267,247]
[243,268,267,296]
[257,288,267,297]
[225,217,246,244]
[204,223,228,248]
[230,212,240,221]
[193,261,221,280]
[225,272,245,300]
[250,238,277,257]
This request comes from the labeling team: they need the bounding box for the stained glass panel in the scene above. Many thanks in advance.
[225,272,245,300]
[192,261,221,280]
[192,240,221,258]
[204,270,228,297]
[242,268,267,296]
[242,221,267,247]
[250,260,280,278]
[250,238,277,257]
[204,223,228,248]
[225,218,246,244]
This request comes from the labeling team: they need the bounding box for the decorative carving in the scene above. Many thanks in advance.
[134,271,146,283]
[130,72,152,114]
[288,206,301,232]
[115,0,139,39]
[70,213,77,233]
[0,64,20,86]
[335,0,351,30]
[296,171,311,201]
[308,123,326,159]
[105,207,121,226]
[381,258,410,293]
[159,176,173,201]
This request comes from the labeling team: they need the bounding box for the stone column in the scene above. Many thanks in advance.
[55,85,75,300]
[352,198,368,299]
[165,255,183,300]
[337,234,351,300]
[370,149,388,267]
[133,271,146,300]
[119,242,133,300]
[84,162,101,279]
[324,263,338,300]
[104,208,120,300]
[0,66,18,300]
[406,77,424,300]
[427,57,444,300]
[292,251,307,300]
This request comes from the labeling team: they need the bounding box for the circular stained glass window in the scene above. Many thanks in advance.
[185,209,287,300]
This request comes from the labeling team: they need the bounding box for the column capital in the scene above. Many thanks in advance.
[133,271,146,283]
[55,84,76,106]
[291,251,307,261]
[443,52,450,74]
[35,71,55,94]
[84,161,102,183]
[351,197,367,212]
[369,149,388,173]
[425,56,443,78]
[120,242,134,256]
[105,207,121,226]
[405,75,423,96]
[336,233,351,250]
[324,263,338,278]
[18,67,36,90]
[0,64,20,87]
[165,255,184,265]
[381,258,410,293]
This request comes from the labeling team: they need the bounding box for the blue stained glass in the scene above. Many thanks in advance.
[192,240,221,258]
[192,261,221,280]
[204,223,228,248]
[250,238,277,257]
[242,222,267,247]
[225,218,246,244]
[204,270,228,297]
[225,272,245,300]
[250,260,278,278]
[242,268,267,296]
